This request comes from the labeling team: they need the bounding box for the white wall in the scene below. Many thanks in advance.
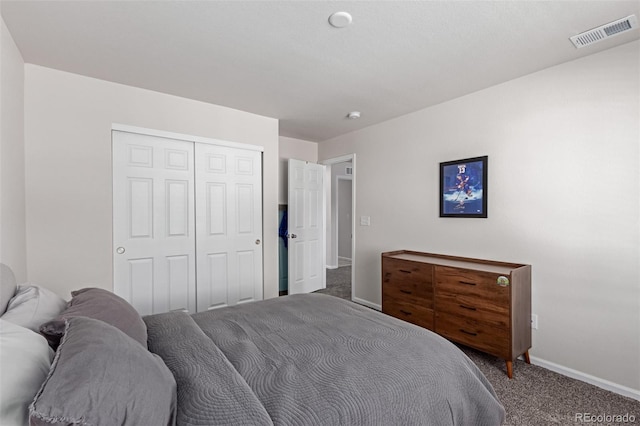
[278,136,318,205]
[0,17,26,281]
[24,65,280,301]
[319,41,640,394]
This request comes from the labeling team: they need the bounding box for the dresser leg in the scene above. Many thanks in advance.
[524,350,530,364]
[505,360,513,379]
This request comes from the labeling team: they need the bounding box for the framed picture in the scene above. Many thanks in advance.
[439,156,487,218]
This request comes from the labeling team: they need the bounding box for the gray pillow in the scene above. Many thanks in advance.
[40,287,147,349]
[30,316,176,426]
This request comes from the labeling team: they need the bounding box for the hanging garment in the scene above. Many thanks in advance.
[278,210,288,248]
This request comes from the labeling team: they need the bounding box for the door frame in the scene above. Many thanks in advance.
[112,123,264,152]
[321,154,356,303]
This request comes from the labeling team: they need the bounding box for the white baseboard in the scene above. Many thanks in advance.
[325,264,338,270]
[352,296,381,311]
[529,356,640,401]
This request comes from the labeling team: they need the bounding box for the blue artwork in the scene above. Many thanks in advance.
[440,156,487,218]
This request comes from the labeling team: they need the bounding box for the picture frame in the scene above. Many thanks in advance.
[439,156,488,218]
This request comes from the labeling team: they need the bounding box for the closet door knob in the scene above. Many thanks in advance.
[116,247,125,254]
[290,234,297,239]
[255,239,261,245]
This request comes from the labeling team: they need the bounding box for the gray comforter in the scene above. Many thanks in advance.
[144,293,505,426]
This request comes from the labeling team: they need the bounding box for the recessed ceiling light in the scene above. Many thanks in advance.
[329,12,352,28]
[347,111,361,119]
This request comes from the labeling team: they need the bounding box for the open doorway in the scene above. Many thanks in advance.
[316,154,355,301]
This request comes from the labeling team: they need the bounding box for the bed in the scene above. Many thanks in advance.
[0,262,505,426]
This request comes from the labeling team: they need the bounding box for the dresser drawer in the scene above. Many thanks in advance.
[435,312,509,358]
[383,285,430,308]
[383,283,434,308]
[383,298,434,330]
[435,266,510,307]
[382,258,433,302]
[435,290,509,328]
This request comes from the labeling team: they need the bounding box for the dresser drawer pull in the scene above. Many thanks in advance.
[399,269,412,274]
[399,310,412,316]
[459,329,477,336]
[399,289,412,294]
[459,281,477,286]
[459,304,477,311]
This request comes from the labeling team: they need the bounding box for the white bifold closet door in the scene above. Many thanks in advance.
[112,130,262,316]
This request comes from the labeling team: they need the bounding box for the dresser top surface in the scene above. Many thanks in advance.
[385,252,528,275]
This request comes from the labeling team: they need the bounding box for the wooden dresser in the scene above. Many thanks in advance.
[382,250,531,378]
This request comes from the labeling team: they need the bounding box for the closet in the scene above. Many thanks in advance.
[112,128,263,315]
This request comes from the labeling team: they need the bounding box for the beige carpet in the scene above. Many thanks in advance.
[314,266,351,300]
[461,346,639,425]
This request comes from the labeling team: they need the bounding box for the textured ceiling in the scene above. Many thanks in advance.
[2,1,639,142]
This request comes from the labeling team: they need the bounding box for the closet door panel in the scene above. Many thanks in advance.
[128,258,154,314]
[207,183,227,235]
[196,144,263,311]
[113,131,196,315]
[200,252,229,310]
[129,178,153,238]
[166,180,190,237]
[238,250,257,303]
[237,184,254,233]
[167,255,191,311]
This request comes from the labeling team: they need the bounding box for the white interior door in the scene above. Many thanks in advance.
[288,159,325,294]
[195,144,263,311]
[112,131,196,315]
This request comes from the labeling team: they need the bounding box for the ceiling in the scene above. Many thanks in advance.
[2,1,639,142]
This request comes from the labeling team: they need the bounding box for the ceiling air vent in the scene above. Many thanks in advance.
[570,15,638,48]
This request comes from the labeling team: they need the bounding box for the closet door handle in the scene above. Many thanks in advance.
[255,239,261,245]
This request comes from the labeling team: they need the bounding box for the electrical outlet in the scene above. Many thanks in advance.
[531,314,538,330]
